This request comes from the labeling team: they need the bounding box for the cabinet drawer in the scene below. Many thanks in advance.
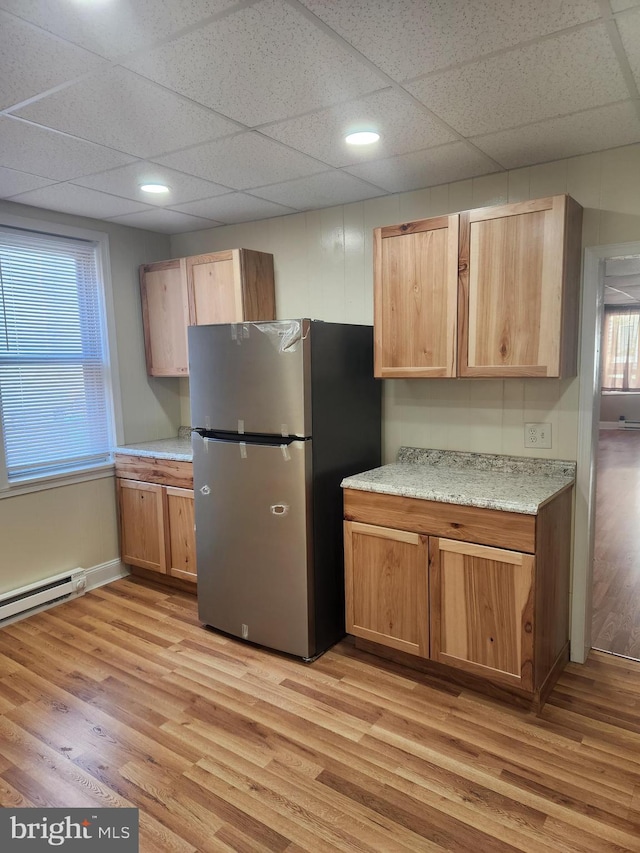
[114,454,193,489]
[343,488,535,554]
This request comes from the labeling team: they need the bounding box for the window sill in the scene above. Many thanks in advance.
[0,462,116,500]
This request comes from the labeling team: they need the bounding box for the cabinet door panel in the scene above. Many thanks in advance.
[374,215,458,378]
[430,537,534,690]
[140,259,189,376]
[118,480,166,573]
[459,196,570,377]
[166,487,196,583]
[187,251,242,325]
[345,521,428,656]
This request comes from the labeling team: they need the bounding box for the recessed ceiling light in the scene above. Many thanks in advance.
[345,131,380,145]
[140,183,170,194]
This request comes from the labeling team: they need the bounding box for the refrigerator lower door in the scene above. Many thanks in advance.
[193,434,314,658]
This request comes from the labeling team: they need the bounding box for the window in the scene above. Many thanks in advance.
[0,224,115,485]
[601,306,640,391]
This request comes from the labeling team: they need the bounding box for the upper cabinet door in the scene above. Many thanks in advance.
[187,251,242,325]
[186,249,276,326]
[458,195,583,378]
[374,215,459,378]
[140,258,189,376]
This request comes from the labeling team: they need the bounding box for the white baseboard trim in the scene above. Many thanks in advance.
[85,559,130,591]
[599,421,624,430]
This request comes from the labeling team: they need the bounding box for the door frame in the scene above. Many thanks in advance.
[574,240,640,662]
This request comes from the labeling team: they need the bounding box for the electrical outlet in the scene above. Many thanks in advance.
[524,422,552,449]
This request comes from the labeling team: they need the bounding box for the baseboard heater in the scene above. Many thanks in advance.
[623,420,640,429]
[0,569,87,627]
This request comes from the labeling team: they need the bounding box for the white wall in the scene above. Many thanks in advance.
[0,199,175,594]
[171,142,640,659]
[600,393,640,423]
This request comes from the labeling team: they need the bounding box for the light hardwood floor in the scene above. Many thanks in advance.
[592,429,640,659]
[1,577,640,852]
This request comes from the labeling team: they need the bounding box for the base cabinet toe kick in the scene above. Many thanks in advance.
[343,486,573,711]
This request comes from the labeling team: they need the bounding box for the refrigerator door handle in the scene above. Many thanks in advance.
[270,504,289,516]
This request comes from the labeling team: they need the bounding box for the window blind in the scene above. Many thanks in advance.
[601,306,640,392]
[0,226,112,481]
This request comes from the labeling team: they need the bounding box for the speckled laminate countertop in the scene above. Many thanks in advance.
[341,447,576,515]
[115,428,193,462]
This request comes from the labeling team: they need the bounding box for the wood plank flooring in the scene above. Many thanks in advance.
[1,577,640,852]
[592,429,640,658]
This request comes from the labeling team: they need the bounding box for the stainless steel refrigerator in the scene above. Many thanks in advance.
[188,319,381,660]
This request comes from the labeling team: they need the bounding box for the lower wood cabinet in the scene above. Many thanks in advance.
[343,486,572,708]
[429,538,534,691]
[115,454,196,586]
[165,486,197,583]
[345,522,429,657]
[118,479,166,573]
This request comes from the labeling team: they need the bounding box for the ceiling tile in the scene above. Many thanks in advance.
[606,258,640,276]
[251,170,386,210]
[14,67,241,159]
[604,284,640,303]
[0,10,106,110]
[125,0,383,126]
[0,166,55,198]
[0,116,136,180]
[605,279,640,295]
[407,25,628,137]
[9,183,151,219]
[260,88,457,167]
[299,0,600,80]
[107,208,222,234]
[344,143,499,193]
[73,162,229,207]
[472,102,640,169]
[173,193,296,223]
[610,0,640,11]
[0,0,239,60]
[617,8,640,88]
[156,132,326,189]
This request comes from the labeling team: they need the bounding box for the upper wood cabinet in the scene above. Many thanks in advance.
[374,194,583,379]
[140,248,275,377]
[374,215,459,378]
[140,258,190,377]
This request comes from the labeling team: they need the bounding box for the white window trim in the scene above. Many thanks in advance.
[0,211,124,495]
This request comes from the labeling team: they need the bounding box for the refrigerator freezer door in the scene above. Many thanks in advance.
[193,433,314,658]
[189,320,311,437]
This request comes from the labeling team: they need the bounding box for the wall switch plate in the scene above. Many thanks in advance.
[524,422,552,448]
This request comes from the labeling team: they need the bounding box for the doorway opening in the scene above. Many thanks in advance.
[575,242,640,663]
[591,255,640,660]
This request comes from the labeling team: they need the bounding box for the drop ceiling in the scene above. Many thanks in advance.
[604,255,640,303]
[1,0,639,234]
